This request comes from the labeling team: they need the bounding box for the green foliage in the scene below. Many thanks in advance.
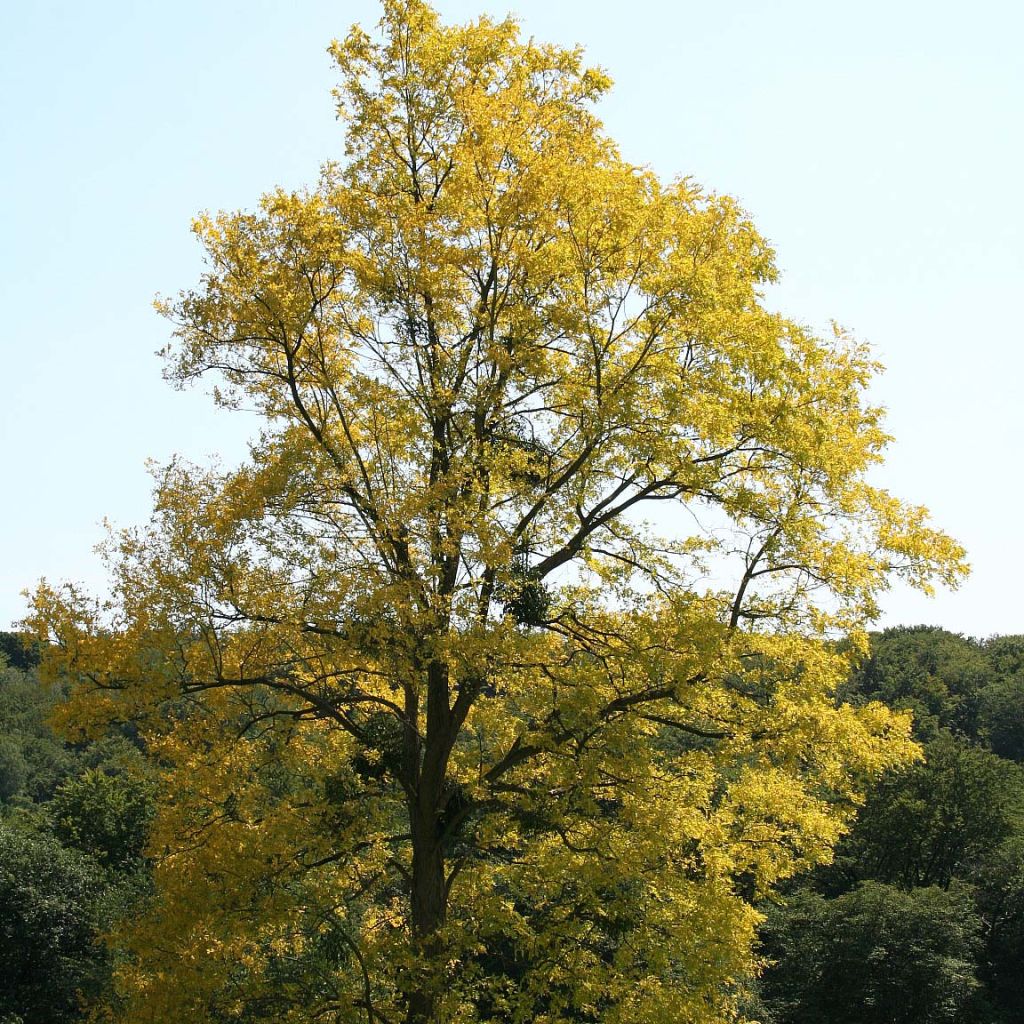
[0,737,28,803]
[760,627,1024,1024]
[0,659,155,1024]
[827,734,1022,890]
[972,835,1024,1023]
[0,663,80,805]
[759,881,983,1024]
[0,824,113,1023]
[848,626,991,740]
[978,674,1024,762]
[494,552,552,627]
[0,631,40,672]
[51,766,156,870]
[982,635,1024,677]
[846,627,1024,763]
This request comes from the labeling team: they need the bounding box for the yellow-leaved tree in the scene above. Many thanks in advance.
[29,3,966,1022]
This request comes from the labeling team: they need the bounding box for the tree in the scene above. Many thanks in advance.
[0,632,40,673]
[976,637,1024,762]
[825,734,1022,891]
[51,764,156,870]
[0,661,79,806]
[0,825,114,1023]
[0,660,154,1023]
[846,626,991,740]
[757,882,983,1024]
[979,679,1024,763]
[27,2,964,1021]
[973,835,1024,1023]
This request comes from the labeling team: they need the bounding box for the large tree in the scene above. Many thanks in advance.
[28,3,964,1021]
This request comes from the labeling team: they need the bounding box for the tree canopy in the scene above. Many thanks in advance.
[758,881,983,1024]
[26,3,965,1022]
[755,627,1024,1024]
[0,647,154,1024]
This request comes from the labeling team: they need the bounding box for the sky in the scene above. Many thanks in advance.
[2,0,1022,636]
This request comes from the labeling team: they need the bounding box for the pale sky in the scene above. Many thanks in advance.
[2,0,1021,636]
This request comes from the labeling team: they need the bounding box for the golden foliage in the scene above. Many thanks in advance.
[28,2,964,1021]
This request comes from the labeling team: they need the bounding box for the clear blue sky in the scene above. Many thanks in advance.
[2,0,1021,636]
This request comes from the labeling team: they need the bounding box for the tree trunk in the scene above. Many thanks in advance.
[404,657,452,1024]
[405,796,447,1023]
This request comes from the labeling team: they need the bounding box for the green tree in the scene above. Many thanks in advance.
[763,627,1024,1023]
[982,635,1024,677]
[0,736,28,803]
[51,765,155,870]
[848,626,991,740]
[826,734,1021,891]
[0,632,40,673]
[958,634,1024,764]
[0,655,155,1023]
[0,824,113,1023]
[972,835,1024,1023]
[0,663,78,806]
[759,882,983,1024]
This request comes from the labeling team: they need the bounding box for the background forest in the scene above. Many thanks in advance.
[2,625,1022,1023]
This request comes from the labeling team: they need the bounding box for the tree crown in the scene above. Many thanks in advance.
[27,3,966,1022]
